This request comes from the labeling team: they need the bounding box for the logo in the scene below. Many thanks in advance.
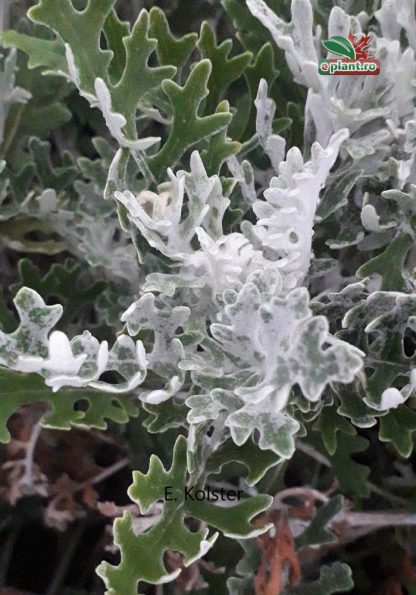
[319,32,380,75]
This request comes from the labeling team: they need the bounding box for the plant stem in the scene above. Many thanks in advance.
[20,420,42,489]
[338,510,416,528]
[73,457,129,495]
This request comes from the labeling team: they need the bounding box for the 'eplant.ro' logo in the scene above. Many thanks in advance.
[319,32,380,75]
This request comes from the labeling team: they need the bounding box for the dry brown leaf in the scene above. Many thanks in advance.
[254,510,301,595]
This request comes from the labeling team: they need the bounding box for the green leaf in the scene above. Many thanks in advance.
[222,0,275,53]
[28,0,115,94]
[0,217,66,255]
[379,406,416,458]
[296,496,343,548]
[317,406,356,456]
[207,437,280,486]
[102,9,130,81]
[147,60,232,181]
[0,35,71,163]
[28,137,77,191]
[96,435,272,593]
[337,383,378,428]
[28,2,175,142]
[287,562,354,594]
[201,100,241,175]
[344,291,416,409]
[149,6,197,70]
[316,170,363,222]
[322,36,356,59]
[329,434,370,497]
[109,11,176,132]
[11,258,106,326]
[245,42,279,102]
[198,22,252,113]
[0,30,67,72]
[17,99,71,141]
[357,234,413,292]
[0,369,138,443]
[143,398,187,433]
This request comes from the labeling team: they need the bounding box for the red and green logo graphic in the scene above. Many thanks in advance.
[319,32,380,75]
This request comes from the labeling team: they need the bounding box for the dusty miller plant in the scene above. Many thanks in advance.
[1,0,416,593]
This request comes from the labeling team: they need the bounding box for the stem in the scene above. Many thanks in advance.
[338,510,416,528]
[48,458,130,522]
[20,421,43,489]
[367,481,410,506]
[131,148,157,188]
[274,487,330,506]
[74,457,129,495]
[296,440,331,467]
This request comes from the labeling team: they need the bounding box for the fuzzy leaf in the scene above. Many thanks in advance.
[287,562,354,594]
[28,137,77,191]
[379,406,416,458]
[121,292,190,377]
[242,42,279,139]
[357,234,413,292]
[109,11,176,131]
[206,437,280,486]
[198,22,252,112]
[147,60,232,180]
[202,100,241,175]
[0,287,62,368]
[0,287,148,394]
[0,369,138,442]
[328,434,370,497]
[316,170,363,222]
[143,398,187,433]
[184,271,363,457]
[102,9,129,81]
[116,150,231,262]
[343,291,416,410]
[189,275,363,404]
[317,407,357,456]
[28,0,115,91]
[149,7,197,69]
[28,2,175,148]
[296,496,343,548]
[96,435,272,593]
[11,259,106,319]
[0,30,67,72]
